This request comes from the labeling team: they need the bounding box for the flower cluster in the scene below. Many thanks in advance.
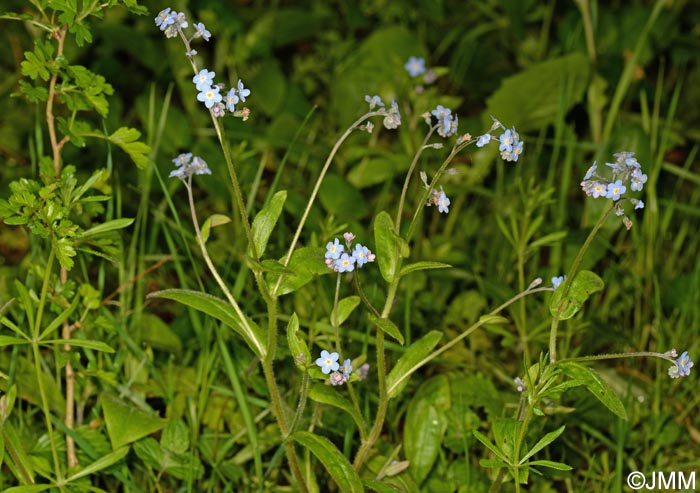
[580,151,646,229]
[668,350,694,379]
[364,95,402,130]
[475,117,524,163]
[429,105,458,139]
[193,69,251,117]
[155,7,188,39]
[325,232,376,273]
[315,350,368,386]
[169,153,211,180]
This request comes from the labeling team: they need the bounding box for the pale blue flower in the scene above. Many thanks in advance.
[677,351,694,377]
[155,8,175,29]
[335,253,356,273]
[476,134,491,147]
[172,152,192,167]
[237,79,251,102]
[342,359,353,379]
[194,22,211,41]
[225,87,239,112]
[352,243,369,267]
[404,56,426,77]
[315,350,340,375]
[193,69,215,91]
[437,191,450,214]
[584,162,597,180]
[499,129,513,152]
[197,85,222,109]
[591,182,607,198]
[364,95,384,109]
[552,275,566,290]
[606,180,626,201]
[382,100,401,129]
[325,238,344,260]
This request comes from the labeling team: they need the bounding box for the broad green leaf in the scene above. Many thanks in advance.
[374,211,400,283]
[404,375,450,484]
[65,446,129,482]
[201,214,232,244]
[286,313,311,369]
[549,270,604,320]
[519,425,566,464]
[291,431,364,493]
[399,261,451,277]
[368,314,404,345]
[486,53,589,132]
[101,393,167,450]
[271,246,328,296]
[528,459,573,470]
[331,296,360,327]
[559,362,627,419]
[251,191,286,257]
[79,218,134,239]
[386,331,443,398]
[148,289,266,359]
[308,384,365,432]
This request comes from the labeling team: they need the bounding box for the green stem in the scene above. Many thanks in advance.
[31,249,63,484]
[395,124,438,229]
[558,350,678,365]
[332,273,342,355]
[549,203,614,363]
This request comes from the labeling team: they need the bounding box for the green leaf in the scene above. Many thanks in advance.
[2,419,36,485]
[362,479,402,493]
[139,313,183,355]
[286,313,311,370]
[101,393,167,450]
[486,53,589,132]
[250,191,286,257]
[308,384,365,432]
[161,420,189,454]
[519,425,566,464]
[20,41,52,81]
[549,270,604,320]
[291,431,364,493]
[148,289,266,359]
[54,237,76,271]
[331,296,360,327]
[404,376,450,484]
[0,336,29,347]
[3,487,52,493]
[374,211,400,283]
[386,330,443,398]
[270,246,328,296]
[201,214,231,244]
[79,218,134,239]
[65,446,129,482]
[108,127,151,169]
[399,261,451,277]
[42,339,115,353]
[559,362,627,419]
[473,430,510,464]
[528,459,573,470]
[367,314,404,345]
[39,291,80,340]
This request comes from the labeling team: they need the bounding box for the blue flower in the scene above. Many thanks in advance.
[591,182,607,198]
[155,8,175,30]
[325,238,344,260]
[193,69,215,91]
[225,87,239,112]
[382,100,401,130]
[584,162,597,180]
[404,56,426,78]
[552,275,566,290]
[315,350,340,375]
[335,253,356,273]
[352,243,369,267]
[677,351,694,377]
[511,140,524,162]
[364,95,384,109]
[499,129,513,152]
[197,85,222,109]
[237,79,251,102]
[476,134,491,147]
[172,152,192,167]
[431,105,451,120]
[632,199,645,210]
[630,168,648,192]
[437,191,450,214]
[342,359,353,379]
[606,180,626,201]
[169,154,211,180]
[194,22,211,41]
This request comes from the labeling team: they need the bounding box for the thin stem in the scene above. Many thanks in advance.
[272,112,382,296]
[395,124,438,229]
[549,203,615,363]
[332,273,342,355]
[46,26,67,177]
[558,350,678,365]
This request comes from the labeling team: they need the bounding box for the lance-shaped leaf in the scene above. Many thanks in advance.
[549,270,604,320]
[386,331,443,398]
[250,191,286,258]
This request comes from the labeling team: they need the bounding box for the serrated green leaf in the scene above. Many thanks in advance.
[21,49,49,81]
[549,270,604,320]
[148,289,266,358]
[331,296,360,327]
[79,218,134,239]
[251,190,286,257]
[286,313,310,370]
[291,431,364,493]
[559,362,627,419]
[201,214,231,244]
[374,211,400,283]
[101,394,167,450]
[386,331,442,398]
[54,237,76,270]
[399,261,451,277]
[368,314,404,345]
[108,127,151,169]
[308,384,365,432]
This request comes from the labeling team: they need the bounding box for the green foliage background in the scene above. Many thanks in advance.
[1,0,699,491]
